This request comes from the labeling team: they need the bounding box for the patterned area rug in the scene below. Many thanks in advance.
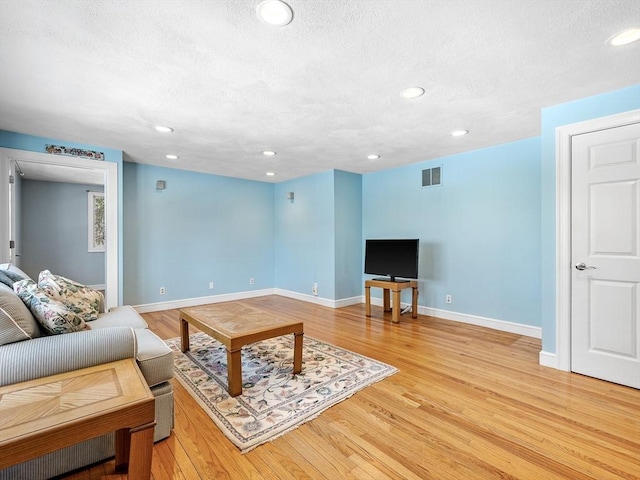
[165,332,398,453]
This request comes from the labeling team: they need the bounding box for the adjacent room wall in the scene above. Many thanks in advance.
[0,131,124,303]
[20,180,105,285]
[363,137,542,328]
[123,162,275,305]
[539,83,640,353]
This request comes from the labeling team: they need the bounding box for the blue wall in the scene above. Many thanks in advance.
[123,162,274,305]
[274,170,336,299]
[363,138,542,327]
[273,169,363,301]
[20,180,105,285]
[0,131,124,302]
[540,84,640,352]
[334,170,363,300]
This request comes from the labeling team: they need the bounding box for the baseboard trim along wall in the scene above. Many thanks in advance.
[133,288,276,313]
[538,351,559,369]
[367,297,542,339]
[134,291,540,340]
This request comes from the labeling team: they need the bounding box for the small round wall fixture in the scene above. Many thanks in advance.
[256,0,293,27]
[155,125,174,133]
[608,28,640,46]
[400,87,425,99]
[166,154,179,160]
[450,129,469,137]
[262,150,277,156]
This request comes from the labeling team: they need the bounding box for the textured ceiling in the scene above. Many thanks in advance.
[1,0,639,183]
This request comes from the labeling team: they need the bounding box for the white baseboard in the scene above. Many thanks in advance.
[134,290,540,340]
[367,297,542,339]
[273,289,362,309]
[538,351,558,369]
[134,289,363,313]
[133,288,276,313]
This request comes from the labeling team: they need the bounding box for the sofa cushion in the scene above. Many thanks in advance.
[0,283,41,345]
[134,328,174,387]
[38,270,103,321]
[91,305,148,329]
[13,279,88,335]
[0,263,33,281]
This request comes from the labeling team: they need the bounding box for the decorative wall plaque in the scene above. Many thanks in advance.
[46,144,105,161]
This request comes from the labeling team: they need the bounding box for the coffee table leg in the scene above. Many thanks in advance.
[293,333,303,374]
[227,348,242,397]
[180,318,190,352]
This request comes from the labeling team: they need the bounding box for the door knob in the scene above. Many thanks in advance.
[575,262,597,271]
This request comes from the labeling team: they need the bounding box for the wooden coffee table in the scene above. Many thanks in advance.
[0,358,155,479]
[180,303,304,397]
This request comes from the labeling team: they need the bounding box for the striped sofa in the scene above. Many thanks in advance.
[0,264,174,480]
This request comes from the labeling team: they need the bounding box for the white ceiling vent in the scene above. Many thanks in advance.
[422,166,442,188]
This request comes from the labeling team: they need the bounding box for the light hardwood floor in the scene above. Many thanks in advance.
[64,296,639,479]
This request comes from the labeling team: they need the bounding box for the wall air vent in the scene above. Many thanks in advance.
[422,166,442,187]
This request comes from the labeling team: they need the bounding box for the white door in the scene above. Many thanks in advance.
[571,122,640,388]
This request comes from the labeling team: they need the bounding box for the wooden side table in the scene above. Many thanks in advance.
[365,279,418,323]
[0,358,156,479]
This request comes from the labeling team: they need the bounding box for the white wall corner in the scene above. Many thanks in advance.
[538,351,558,369]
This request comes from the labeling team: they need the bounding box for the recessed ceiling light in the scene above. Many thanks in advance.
[155,125,174,133]
[262,150,277,156]
[400,87,425,99]
[608,28,640,46]
[166,154,179,160]
[367,154,380,160]
[450,129,469,137]
[256,0,293,27]
[266,172,276,176]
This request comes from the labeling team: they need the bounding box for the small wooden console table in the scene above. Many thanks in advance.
[0,358,155,479]
[365,279,418,323]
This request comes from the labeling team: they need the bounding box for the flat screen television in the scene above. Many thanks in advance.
[364,239,419,282]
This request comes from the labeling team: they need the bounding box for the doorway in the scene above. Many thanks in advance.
[556,110,640,388]
[0,148,118,309]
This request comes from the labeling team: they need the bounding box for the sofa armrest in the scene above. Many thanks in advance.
[0,326,137,387]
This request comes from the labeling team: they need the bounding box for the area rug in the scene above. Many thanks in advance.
[165,332,398,453]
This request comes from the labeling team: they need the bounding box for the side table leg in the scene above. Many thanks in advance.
[114,428,130,472]
[392,289,401,323]
[227,348,243,397]
[412,286,418,318]
[293,333,303,374]
[180,318,190,352]
[383,289,391,312]
[127,423,155,480]
[365,286,371,316]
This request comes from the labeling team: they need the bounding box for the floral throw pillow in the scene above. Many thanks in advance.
[13,279,88,335]
[38,270,103,322]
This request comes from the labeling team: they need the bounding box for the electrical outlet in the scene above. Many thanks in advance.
[160,287,166,295]
[209,282,214,289]
[312,283,318,296]
[446,294,452,304]
[250,277,255,285]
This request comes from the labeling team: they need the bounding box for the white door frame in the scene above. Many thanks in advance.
[0,148,119,310]
[555,109,640,371]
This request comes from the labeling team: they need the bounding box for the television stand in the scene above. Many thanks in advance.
[365,279,418,323]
